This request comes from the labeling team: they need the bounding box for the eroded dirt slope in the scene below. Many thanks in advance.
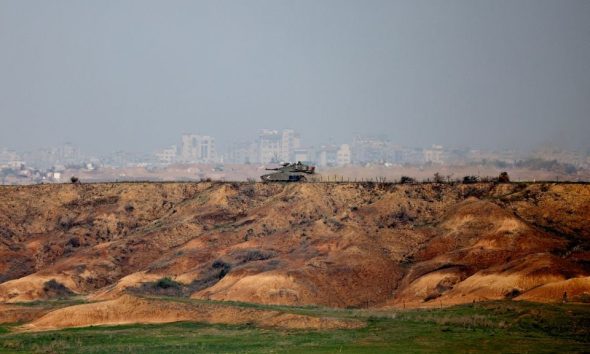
[19,295,363,331]
[0,182,589,315]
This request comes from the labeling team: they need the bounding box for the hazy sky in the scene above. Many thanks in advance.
[1,0,589,154]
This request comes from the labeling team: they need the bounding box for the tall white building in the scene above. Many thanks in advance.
[336,144,351,166]
[280,129,300,162]
[423,144,444,164]
[257,129,301,164]
[258,130,282,164]
[181,134,216,163]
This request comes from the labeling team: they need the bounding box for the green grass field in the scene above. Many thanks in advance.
[1,299,589,353]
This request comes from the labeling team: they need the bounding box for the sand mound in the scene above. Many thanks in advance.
[193,272,308,305]
[87,271,162,301]
[0,304,49,324]
[516,276,590,303]
[438,271,565,304]
[0,274,78,303]
[20,295,363,332]
[391,267,466,306]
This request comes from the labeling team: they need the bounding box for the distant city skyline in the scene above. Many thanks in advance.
[2,132,589,185]
[3,128,589,171]
[1,128,588,158]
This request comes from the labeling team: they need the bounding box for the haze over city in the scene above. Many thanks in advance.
[1,0,589,155]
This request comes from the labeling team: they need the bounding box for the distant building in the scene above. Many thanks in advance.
[258,130,282,164]
[155,145,177,164]
[14,143,87,170]
[0,148,21,166]
[423,145,444,164]
[50,172,62,182]
[225,142,258,164]
[255,129,302,164]
[317,145,339,167]
[220,129,304,164]
[280,129,300,162]
[389,146,424,164]
[6,160,26,169]
[60,143,80,163]
[293,148,310,163]
[336,144,351,166]
[181,134,216,163]
[351,135,390,164]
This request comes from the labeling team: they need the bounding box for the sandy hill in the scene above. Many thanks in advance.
[0,181,589,329]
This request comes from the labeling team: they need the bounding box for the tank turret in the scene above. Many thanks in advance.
[260,162,315,182]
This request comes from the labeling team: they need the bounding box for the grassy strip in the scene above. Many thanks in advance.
[1,300,588,353]
[9,298,88,308]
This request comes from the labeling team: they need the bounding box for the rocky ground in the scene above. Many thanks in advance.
[0,181,589,330]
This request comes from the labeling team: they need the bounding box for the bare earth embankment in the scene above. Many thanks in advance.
[0,181,589,331]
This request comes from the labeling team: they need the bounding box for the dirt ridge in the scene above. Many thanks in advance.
[0,182,588,328]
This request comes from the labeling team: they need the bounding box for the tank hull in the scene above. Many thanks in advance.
[260,172,307,182]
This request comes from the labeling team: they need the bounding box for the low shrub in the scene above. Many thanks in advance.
[232,249,276,263]
[400,176,416,184]
[156,277,181,289]
[498,172,510,183]
[211,260,231,278]
[462,176,479,184]
[43,279,74,299]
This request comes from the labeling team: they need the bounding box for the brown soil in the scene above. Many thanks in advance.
[0,304,49,324]
[20,295,363,331]
[1,181,589,329]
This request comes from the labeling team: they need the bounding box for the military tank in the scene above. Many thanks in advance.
[260,162,315,182]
